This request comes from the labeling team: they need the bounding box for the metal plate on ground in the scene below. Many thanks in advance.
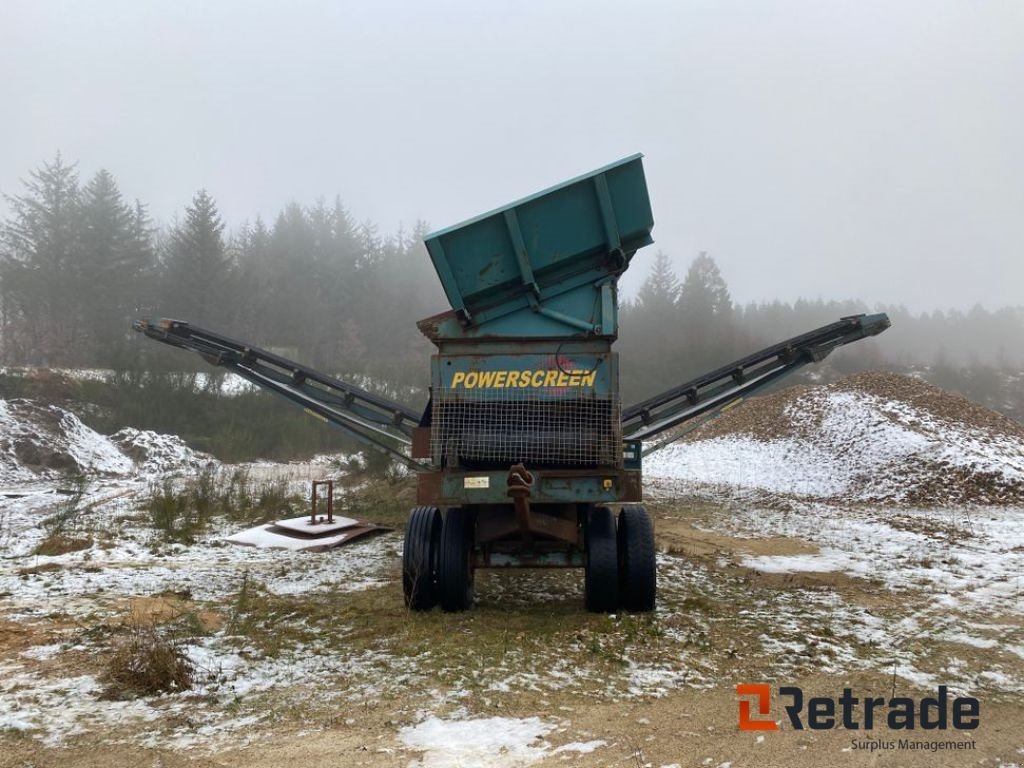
[224,521,390,552]
[273,514,361,534]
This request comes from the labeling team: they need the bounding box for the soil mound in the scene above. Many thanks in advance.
[644,371,1024,505]
[109,428,210,475]
[0,398,208,485]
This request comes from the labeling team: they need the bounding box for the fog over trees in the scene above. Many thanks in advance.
[2,154,1022,424]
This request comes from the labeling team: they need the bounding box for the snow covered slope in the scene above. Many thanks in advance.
[0,398,208,485]
[645,372,1024,505]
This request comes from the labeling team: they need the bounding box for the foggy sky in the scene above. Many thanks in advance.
[1,0,1021,312]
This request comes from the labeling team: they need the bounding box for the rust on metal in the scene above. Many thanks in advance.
[415,310,451,341]
[619,470,642,501]
[476,505,579,545]
[416,468,643,505]
[310,479,334,524]
[411,426,432,458]
[474,537,583,567]
[416,471,443,506]
[506,463,535,543]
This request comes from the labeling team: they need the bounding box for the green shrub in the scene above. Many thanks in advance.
[144,466,305,542]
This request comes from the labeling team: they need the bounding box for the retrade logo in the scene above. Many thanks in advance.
[736,684,980,732]
[736,684,778,731]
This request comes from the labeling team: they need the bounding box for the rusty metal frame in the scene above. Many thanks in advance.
[415,467,642,507]
[310,479,334,524]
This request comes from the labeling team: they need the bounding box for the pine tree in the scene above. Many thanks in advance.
[230,217,272,338]
[160,190,230,325]
[635,250,680,310]
[126,200,157,318]
[262,203,317,357]
[677,252,737,375]
[679,251,732,323]
[78,169,152,360]
[0,153,82,363]
[617,251,685,400]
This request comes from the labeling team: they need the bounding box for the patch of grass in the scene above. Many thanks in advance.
[35,473,93,555]
[144,466,307,542]
[680,595,712,613]
[34,535,92,556]
[232,467,303,521]
[0,725,34,740]
[177,609,219,637]
[226,571,257,638]
[212,564,691,696]
[145,478,202,543]
[18,562,63,576]
[339,473,416,529]
[222,573,327,657]
[101,621,194,699]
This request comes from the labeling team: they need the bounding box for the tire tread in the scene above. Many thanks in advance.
[584,505,619,612]
[618,504,656,612]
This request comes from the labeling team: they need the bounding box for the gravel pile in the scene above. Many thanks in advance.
[692,372,1024,444]
[109,428,212,476]
[0,398,209,485]
[646,371,1024,506]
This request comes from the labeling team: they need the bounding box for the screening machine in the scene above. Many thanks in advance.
[135,154,890,613]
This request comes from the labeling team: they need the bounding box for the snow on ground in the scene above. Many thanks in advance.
[0,398,206,487]
[0,399,132,483]
[685,499,1024,692]
[0,366,257,396]
[646,373,1024,506]
[397,715,606,767]
[0,665,169,747]
[0,476,406,746]
[109,428,210,475]
[193,371,256,396]
[714,502,1024,613]
[0,466,726,749]
[642,375,1024,695]
[399,715,557,768]
[2,372,1023,755]
[648,435,847,499]
[1,366,425,401]
[3,467,1023,750]
[0,485,396,605]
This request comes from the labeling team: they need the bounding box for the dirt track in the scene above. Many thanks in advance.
[6,674,1022,768]
[3,494,1023,767]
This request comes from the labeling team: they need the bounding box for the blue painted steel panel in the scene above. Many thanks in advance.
[424,154,653,329]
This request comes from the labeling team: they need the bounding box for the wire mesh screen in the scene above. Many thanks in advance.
[431,388,621,467]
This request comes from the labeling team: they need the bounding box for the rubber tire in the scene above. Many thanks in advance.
[403,506,441,610]
[438,507,475,612]
[617,504,656,612]
[584,505,619,613]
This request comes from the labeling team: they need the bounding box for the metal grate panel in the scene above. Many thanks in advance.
[431,388,621,467]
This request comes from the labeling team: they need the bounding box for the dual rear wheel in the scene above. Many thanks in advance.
[403,503,655,613]
[402,505,474,612]
[402,506,441,610]
[438,507,475,612]
[584,504,656,613]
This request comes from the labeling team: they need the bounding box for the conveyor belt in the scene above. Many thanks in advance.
[133,318,428,469]
[622,313,891,443]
